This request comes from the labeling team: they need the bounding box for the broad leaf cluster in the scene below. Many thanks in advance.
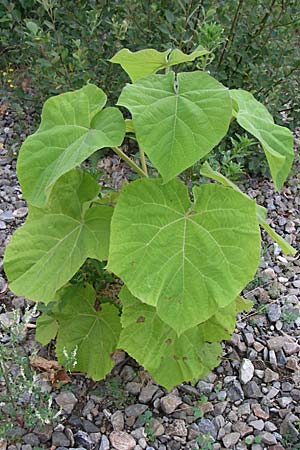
[4,47,295,390]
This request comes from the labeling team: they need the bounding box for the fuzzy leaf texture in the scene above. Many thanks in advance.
[108,178,261,334]
[55,284,121,380]
[109,47,209,82]
[119,288,250,389]
[118,71,232,182]
[230,89,294,191]
[4,170,112,303]
[17,84,125,207]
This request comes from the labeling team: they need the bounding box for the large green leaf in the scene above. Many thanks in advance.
[119,287,222,390]
[118,71,232,182]
[108,178,261,334]
[109,47,209,82]
[56,284,121,380]
[17,84,125,207]
[200,161,296,256]
[4,170,112,303]
[230,89,294,191]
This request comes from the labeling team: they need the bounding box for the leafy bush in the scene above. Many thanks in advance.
[1,1,298,181]
[3,48,296,389]
[2,0,299,122]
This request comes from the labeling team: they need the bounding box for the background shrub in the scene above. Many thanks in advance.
[1,0,299,177]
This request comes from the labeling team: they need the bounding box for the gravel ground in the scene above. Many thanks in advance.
[0,104,300,450]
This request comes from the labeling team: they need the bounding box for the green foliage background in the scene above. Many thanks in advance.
[1,0,299,125]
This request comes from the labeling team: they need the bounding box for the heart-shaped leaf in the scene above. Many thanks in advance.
[4,170,112,303]
[17,84,125,207]
[230,89,294,191]
[118,71,232,182]
[109,47,209,82]
[108,178,261,334]
[56,284,121,380]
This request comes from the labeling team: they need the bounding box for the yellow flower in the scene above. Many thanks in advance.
[7,79,12,83]
[9,68,14,72]
[9,84,14,88]
[2,71,7,76]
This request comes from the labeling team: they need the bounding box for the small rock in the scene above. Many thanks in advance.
[82,419,100,433]
[277,396,292,408]
[125,404,148,418]
[0,211,14,222]
[267,387,280,399]
[232,422,253,437]
[13,207,28,219]
[261,431,277,445]
[252,404,269,420]
[197,419,217,440]
[269,349,277,366]
[160,394,182,414]
[0,221,6,229]
[52,432,70,447]
[267,304,281,322]
[74,431,93,449]
[0,442,7,450]
[55,391,77,414]
[276,349,287,366]
[152,419,164,437]
[243,381,263,399]
[139,385,158,403]
[99,435,110,450]
[222,432,240,448]
[286,356,299,370]
[196,380,214,394]
[283,341,300,355]
[267,336,286,351]
[249,420,264,431]
[110,431,136,450]
[126,382,142,395]
[227,380,244,402]
[240,359,254,384]
[111,410,125,431]
[264,368,279,383]
[167,419,187,437]
[265,421,277,432]
[23,434,39,447]
[120,365,135,382]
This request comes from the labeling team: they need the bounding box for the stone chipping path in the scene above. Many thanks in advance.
[0,105,300,450]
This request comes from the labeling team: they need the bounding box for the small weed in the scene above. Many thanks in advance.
[141,410,156,442]
[105,377,126,408]
[282,308,300,324]
[193,433,214,450]
[193,395,209,419]
[0,306,59,438]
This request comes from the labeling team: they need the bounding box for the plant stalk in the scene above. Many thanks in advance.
[111,146,148,178]
[139,148,148,176]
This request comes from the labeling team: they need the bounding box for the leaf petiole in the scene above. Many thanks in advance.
[111,146,148,178]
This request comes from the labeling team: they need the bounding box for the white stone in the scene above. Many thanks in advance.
[240,358,254,384]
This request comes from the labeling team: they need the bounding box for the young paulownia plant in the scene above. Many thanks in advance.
[4,47,296,390]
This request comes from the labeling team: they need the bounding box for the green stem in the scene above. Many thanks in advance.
[111,146,147,178]
[139,148,148,176]
[217,0,244,70]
